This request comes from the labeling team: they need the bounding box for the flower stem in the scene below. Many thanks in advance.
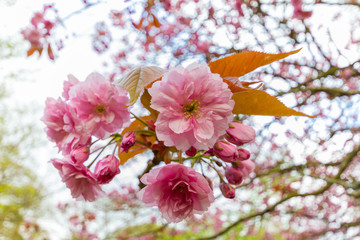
[179,150,183,164]
[131,112,149,127]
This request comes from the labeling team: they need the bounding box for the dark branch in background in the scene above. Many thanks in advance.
[62,1,103,22]
[197,145,360,239]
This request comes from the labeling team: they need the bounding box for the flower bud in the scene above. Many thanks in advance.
[240,159,255,177]
[120,131,136,153]
[225,166,243,185]
[238,149,250,161]
[232,159,255,179]
[94,155,120,184]
[220,182,235,199]
[70,146,90,165]
[225,122,256,146]
[213,141,239,163]
[185,146,197,157]
[204,148,214,156]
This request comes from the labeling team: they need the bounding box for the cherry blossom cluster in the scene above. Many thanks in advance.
[42,72,131,201]
[21,4,60,60]
[43,63,256,223]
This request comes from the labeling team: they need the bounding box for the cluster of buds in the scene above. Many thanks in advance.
[202,122,256,199]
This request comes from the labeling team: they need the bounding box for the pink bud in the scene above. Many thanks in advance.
[120,131,136,153]
[241,160,255,177]
[220,182,235,199]
[185,146,197,157]
[238,149,250,160]
[204,148,214,156]
[213,141,239,163]
[70,146,90,165]
[232,159,255,179]
[94,155,120,184]
[225,122,256,146]
[225,166,243,185]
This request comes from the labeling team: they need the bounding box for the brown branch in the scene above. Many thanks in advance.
[196,145,360,240]
[279,86,360,98]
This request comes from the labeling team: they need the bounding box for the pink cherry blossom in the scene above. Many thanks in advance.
[94,155,120,184]
[62,74,80,100]
[41,97,89,154]
[225,122,256,146]
[68,72,131,139]
[148,63,234,151]
[51,157,104,202]
[120,131,136,153]
[138,163,214,223]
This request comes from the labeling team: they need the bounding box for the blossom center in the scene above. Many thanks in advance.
[174,182,187,193]
[95,105,106,114]
[183,99,201,119]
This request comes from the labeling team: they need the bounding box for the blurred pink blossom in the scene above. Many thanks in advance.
[138,163,214,223]
[148,63,234,151]
[21,27,43,48]
[291,0,312,20]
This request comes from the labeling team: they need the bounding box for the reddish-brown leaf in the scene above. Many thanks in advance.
[223,77,263,93]
[140,89,158,119]
[47,44,54,60]
[232,89,315,118]
[151,13,161,28]
[208,49,301,77]
[223,78,249,93]
[27,46,37,57]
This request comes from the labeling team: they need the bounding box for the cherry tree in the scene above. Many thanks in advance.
[22,0,360,239]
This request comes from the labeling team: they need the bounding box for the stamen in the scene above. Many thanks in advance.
[183,99,201,119]
[95,105,106,114]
